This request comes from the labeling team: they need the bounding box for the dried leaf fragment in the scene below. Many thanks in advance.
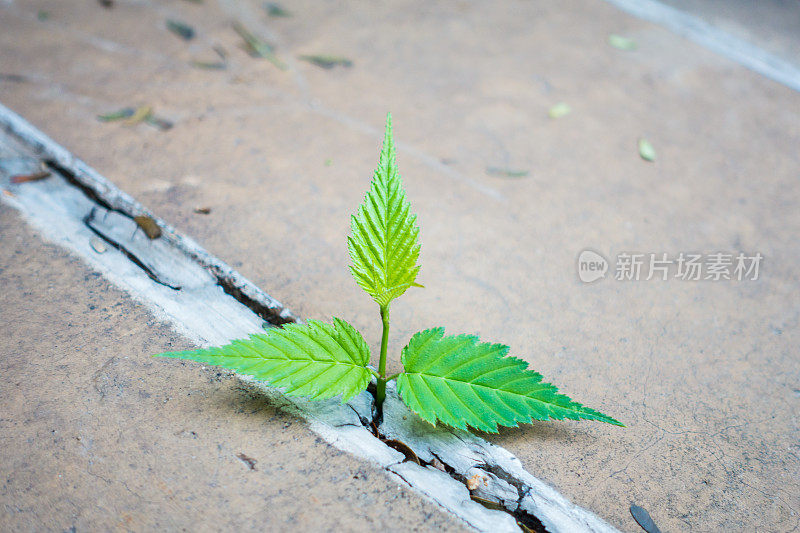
[0,73,27,83]
[167,19,195,41]
[383,439,420,465]
[134,215,162,239]
[233,22,286,70]
[97,108,135,122]
[124,106,153,126]
[10,170,51,184]
[469,494,504,511]
[145,115,174,131]
[299,55,353,69]
[191,60,226,70]
[236,453,257,470]
[638,138,657,162]
[264,3,291,17]
[192,45,227,69]
[486,167,529,178]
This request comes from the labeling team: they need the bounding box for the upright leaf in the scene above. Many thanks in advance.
[397,328,623,432]
[348,114,421,306]
[155,318,372,403]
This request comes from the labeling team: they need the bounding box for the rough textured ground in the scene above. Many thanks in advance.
[0,205,464,532]
[1,0,799,531]
[659,0,800,66]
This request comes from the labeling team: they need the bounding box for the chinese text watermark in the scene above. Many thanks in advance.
[577,250,762,283]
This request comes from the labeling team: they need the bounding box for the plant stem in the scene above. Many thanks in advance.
[376,304,390,413]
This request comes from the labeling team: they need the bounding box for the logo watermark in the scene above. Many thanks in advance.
[577,250,763,283]
[577,249,609,283]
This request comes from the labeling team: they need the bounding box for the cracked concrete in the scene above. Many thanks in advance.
[2,0,800,531]
[0,203,464,532]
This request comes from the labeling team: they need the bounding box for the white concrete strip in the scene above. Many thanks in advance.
[0,101,619,533]
[602,0,800,93]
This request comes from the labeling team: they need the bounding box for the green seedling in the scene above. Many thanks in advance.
[155,114,622,432]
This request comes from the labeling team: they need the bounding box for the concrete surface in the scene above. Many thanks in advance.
[658,0,800,68]
[0,115,533,533]
[0,204,464,532]
[1,0,799,531]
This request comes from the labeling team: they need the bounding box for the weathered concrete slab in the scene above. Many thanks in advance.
[0,204,463,532]
[657,0,800,68]
[1,0,799,531]
[0,112,563,532]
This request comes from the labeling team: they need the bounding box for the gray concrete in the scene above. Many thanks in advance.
[659,0,800,68]
[0,203,464,532]
[1,0,799,531]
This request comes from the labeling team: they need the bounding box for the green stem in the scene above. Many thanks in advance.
[375,304,390,413]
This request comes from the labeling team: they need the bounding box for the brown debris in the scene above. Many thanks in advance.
[10,170,51,184]
[133,215,162,239]
[384,439,421,465]
[236,453,257,470]
[466,473,486,491]
[469,494,505,511]
[430,457,447,472]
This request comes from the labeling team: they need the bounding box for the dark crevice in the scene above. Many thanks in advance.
[43,158,296,327]
[369,417,548,532]
[83,207,181,290]
[366,381,382,428]
[476,462,529,502]
[429,451,457,475]
[209,273,295,326]
[475,463,548,532]
[44,159,124,215]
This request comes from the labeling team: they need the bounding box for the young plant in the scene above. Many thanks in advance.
[155,114,622,432]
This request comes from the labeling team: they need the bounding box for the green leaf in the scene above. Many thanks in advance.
[638,138,656,162]
[396,328,623,432]
[348,114,421,306]
[155,318,373,403]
